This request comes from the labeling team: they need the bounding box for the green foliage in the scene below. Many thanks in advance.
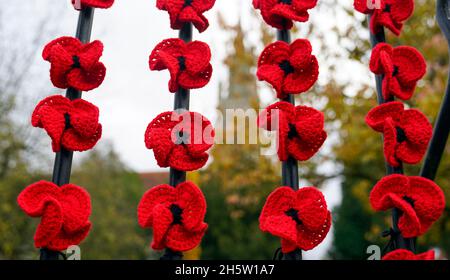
[70,146,153,260]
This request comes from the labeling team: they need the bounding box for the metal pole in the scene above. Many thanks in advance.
[420,0,450,181]
[368,16,416,253]
[276,28,302,261]
[40,6,95,261]
[161,22,193,261]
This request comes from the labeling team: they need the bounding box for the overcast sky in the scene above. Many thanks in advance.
[3,0,372,260]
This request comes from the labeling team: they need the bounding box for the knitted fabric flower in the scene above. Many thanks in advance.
[354,0,414,36]
[137,181,208,251]
[253,0,318,29]
[32,95,102,152]
[145,110,214,171]
[258,101,326,162]
[71,0,114,9]
[17,181,92,251]
[370,174,445,238]
[43,36,106,91]
[149,38,213,93]
[365,101,432,167]
[257,39,318,99]
[259,186,331,253]
[370,43,426,101]
[156,0,216,32]
[382,249,435,260]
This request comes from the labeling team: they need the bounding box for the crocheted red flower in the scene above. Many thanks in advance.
[32,95,102,152]
[257,39,318,99]
[258,101,326,162]
[259,186,331,253]
[253,0,318,29]
[71,0,114,9]
[365,101,432,167]
[354,0,414,36]
[149,38,212,93]
[17,180,92,251]
[370,174,445,238]
[370,43,426,101]
[137,181,208,251]
[382,249,435,260]
[156,0,215,32]
[43,36,106,91]
[145,110,214,171]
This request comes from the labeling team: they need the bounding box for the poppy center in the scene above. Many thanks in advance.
[72,55,81,68]
[287,123,298,139]
[279,60,295,76]
[392,65,399,77]
[396,127,407,143]
[402,196,415,208]
[170,204,183,225]
[383,4,391,12]
[279,0,292,4]
[64,113,72,129]
[178,56,187,71]
[285,208,302,225]
[184,0,193,7]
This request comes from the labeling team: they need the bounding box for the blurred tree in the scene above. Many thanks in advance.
[70,145,154,260]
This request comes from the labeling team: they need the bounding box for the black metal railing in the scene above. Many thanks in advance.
[420,0,450,181]
[40,6,95,261]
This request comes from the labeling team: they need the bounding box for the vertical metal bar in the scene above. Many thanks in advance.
[368,16,416,253]
[420,0,450,181]
[40,6,95,261]
[276,29,302,261]
[161,22,193,261]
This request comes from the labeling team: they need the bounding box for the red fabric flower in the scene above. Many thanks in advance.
[145,110,215,171]
[17,180,92,251]
[253,0,318,29]
[156,0,216,32]
[257,39,319,99]
[149,38,213,93]
[370,43,426,101]
[32,95,102,152]
[71,0,114,9]
[137,181,208,251]
[370,174,445,238]
[365,101,432,167]
[382,249,435,260]
[354,0,414,36]
[258,101,326,162]
[43,36,106,91]
[259,186,331,252]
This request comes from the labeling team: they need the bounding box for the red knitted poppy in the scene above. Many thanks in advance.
[370,43,426,101]
[382,249,435,260]
[149,38,213,93]
[258,101,326,162]
[145,110,215,171]
[17,180,92,251]
[259,186,331,253]
[32,95,102,152]
[137,181,208,252]
[365,102,432,167]
[257,39,319,99]
[71,0,114,9]
[156,0,216,32]
[43,36,106,91]
[253,0,318,29]
[354,0,414,36]
[370,174,445,238]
